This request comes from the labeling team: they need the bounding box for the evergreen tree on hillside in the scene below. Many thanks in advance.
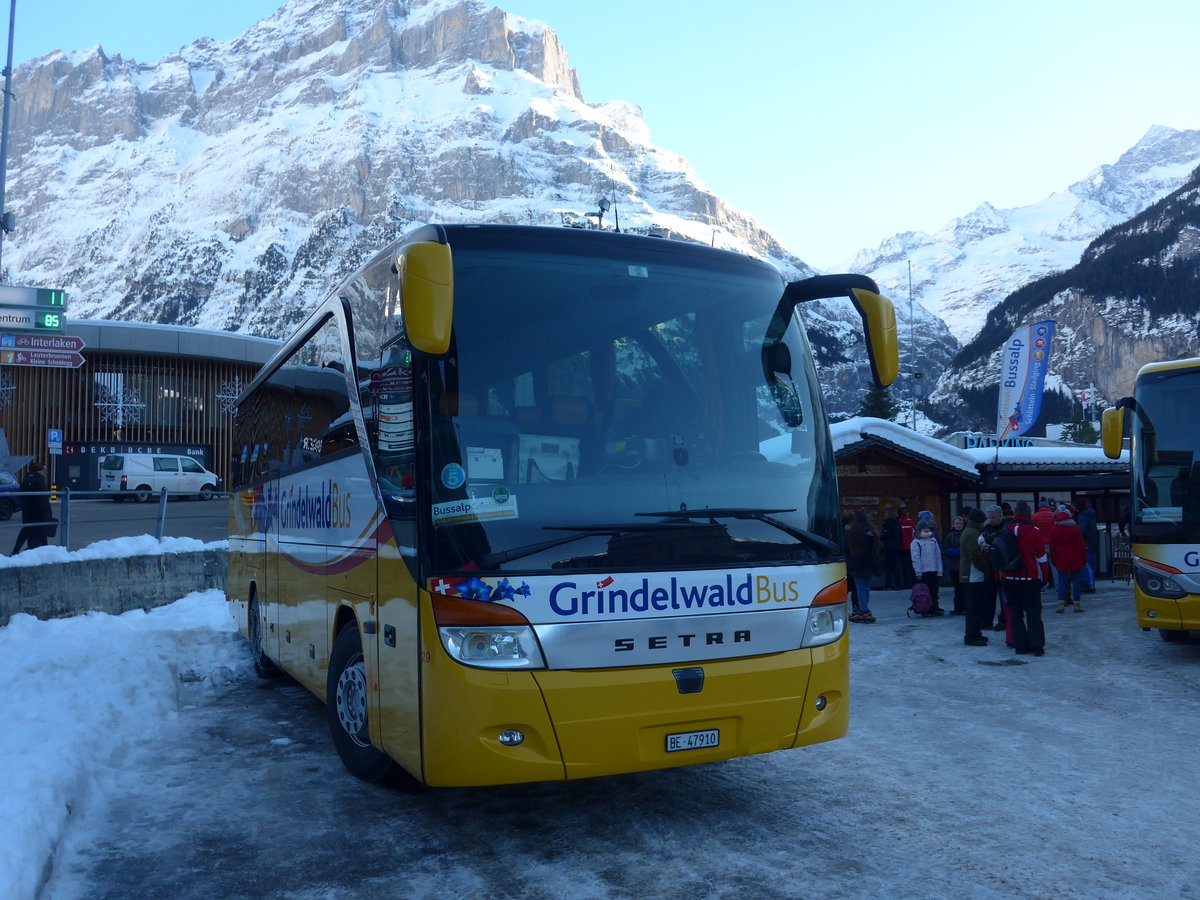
[856,383,900,420]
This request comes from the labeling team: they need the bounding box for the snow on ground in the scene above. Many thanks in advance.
[0,589,252,900]
[4,573,1200,898]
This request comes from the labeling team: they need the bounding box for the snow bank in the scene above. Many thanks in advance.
[0,590,251,900]
[0,536,228,570]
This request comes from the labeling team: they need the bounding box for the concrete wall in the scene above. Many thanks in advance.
[0,549,227,627]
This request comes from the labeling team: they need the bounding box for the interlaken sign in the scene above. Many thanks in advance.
[0,332,87,368]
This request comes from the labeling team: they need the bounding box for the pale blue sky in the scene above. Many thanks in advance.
[9,0,1200,268]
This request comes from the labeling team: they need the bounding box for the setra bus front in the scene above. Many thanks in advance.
[359,225,898,785]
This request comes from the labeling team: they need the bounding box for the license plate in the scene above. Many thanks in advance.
[666,728,719,752]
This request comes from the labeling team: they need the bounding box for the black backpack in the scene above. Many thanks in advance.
[988,527,1024,573]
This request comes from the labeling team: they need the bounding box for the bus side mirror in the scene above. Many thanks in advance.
[1101,404,1126,459]
[396,241,453,355]
[783,275,899,388]
[849,288,899,388]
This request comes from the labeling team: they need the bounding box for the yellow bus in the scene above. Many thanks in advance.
[228,224,898,786]
[1103,357,1200,642]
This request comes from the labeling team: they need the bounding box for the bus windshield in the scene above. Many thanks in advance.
[396,233,840,576]
[1132,365,1200,536]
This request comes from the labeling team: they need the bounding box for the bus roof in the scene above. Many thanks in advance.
[1137,357,1200,378]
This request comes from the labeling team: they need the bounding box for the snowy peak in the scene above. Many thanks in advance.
[849,126,1200,345]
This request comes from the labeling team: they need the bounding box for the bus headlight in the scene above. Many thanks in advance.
[1136,566,1188,600]
[439,626,546,669]
[801,603,847,648]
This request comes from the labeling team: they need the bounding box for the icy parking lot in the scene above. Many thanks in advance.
[4,580,1199,900]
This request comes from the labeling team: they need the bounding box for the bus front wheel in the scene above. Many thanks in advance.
[327,623,396,783]
[1159,629,1190,642]
[249,595,280,678]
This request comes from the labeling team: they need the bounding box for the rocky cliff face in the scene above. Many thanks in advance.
[2,0,810,341]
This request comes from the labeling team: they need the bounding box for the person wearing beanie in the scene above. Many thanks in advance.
[1049,509,1088,611]
[911,522,945,615]
[11,461,54,555]
[960,507,990,645]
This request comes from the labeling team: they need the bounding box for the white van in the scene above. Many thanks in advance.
[99,453,221,501]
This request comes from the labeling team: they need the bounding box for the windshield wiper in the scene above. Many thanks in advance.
[477,521,702,567]
[634,507,842,554]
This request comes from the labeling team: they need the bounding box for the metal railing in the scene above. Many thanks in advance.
[2,488,226,552]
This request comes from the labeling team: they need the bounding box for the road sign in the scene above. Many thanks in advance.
[48,428,63,456]
[0,348,85,368]
[0,332,85,352]
[0,285,67,308]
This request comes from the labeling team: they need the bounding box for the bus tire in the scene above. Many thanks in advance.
[1159,629,1189,642]
[249,595,280,678]
[328,623,396,783]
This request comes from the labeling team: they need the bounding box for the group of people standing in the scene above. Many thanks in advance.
[843,497,1101,658]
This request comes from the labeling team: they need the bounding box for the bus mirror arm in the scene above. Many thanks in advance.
[783,275,899,388]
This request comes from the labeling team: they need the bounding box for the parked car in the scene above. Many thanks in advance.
[99,453,221,502]
[0,470,18,520]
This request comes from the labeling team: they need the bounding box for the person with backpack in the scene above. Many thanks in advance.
[910,524,945,616]
[960,507,990,645]
[1049,509,1088,612]
[846,510,878,624]
[998,500,1051,656]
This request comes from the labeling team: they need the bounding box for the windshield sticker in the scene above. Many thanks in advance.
[432,494,519,526]
[467,446,504,480]
[440,463,466,490]
[427,565,842,622]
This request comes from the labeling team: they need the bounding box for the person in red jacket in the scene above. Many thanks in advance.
[1032,500,1057,589]
[999,500,1051,656]
[1048,509,1088,612]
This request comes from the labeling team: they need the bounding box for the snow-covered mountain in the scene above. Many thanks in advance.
[0,0,958,419]
[5,0,822,337]
[930,160,1200,430]
[847,126,1200,346]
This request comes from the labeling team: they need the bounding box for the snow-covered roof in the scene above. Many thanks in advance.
[830,417,979,479]
[962,445,1130,469]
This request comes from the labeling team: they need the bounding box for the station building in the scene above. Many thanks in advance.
[0,320,280,492]
[832,417,1131,574]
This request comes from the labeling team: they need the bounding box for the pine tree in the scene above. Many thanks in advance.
[1061,410,1099,445]
[856,383,899,420]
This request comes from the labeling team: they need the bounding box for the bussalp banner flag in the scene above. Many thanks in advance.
[996,320,1055,440]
